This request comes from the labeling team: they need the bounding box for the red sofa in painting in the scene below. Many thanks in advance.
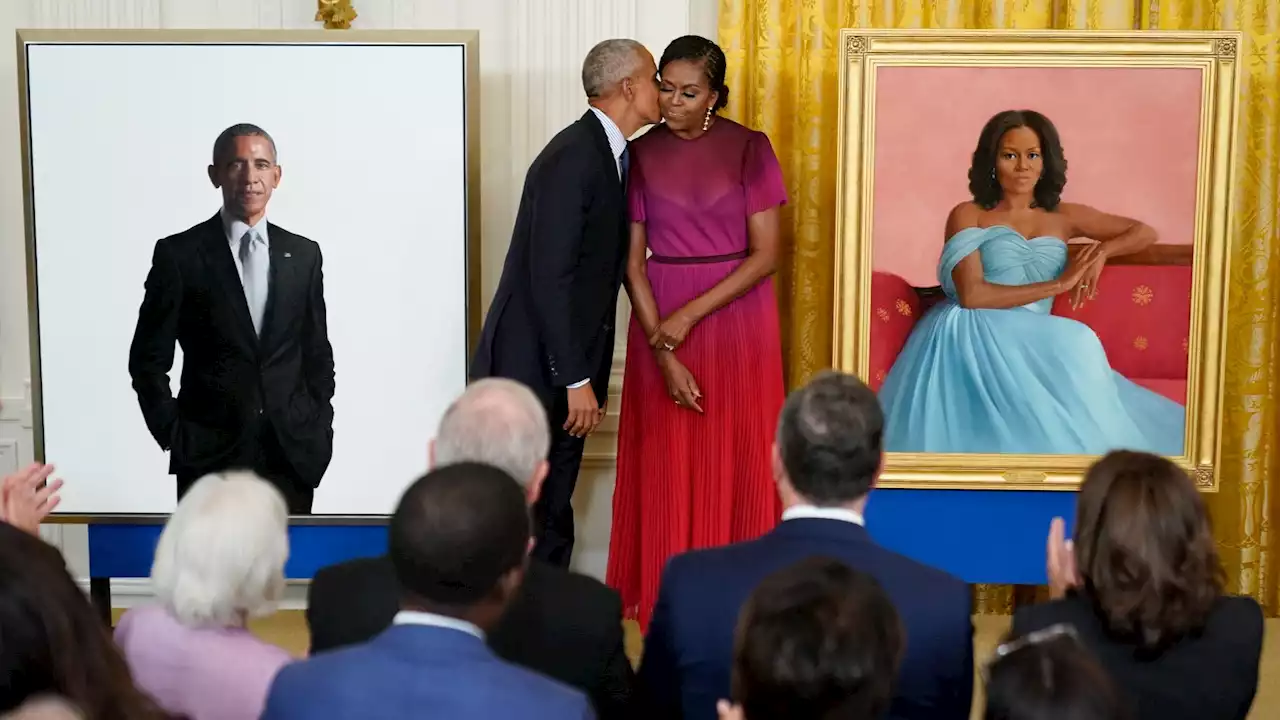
[869,245,1193,404]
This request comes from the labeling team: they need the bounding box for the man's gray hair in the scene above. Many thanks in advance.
[582,39,647,98]
[151,472,289,627]
[434,378,550,485]
[212,123,277,165]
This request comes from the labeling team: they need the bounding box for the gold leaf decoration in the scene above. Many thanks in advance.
[1132,285,1154,306]
[316,0,357,29]
[876,307,891,322]
[1133,336,1149,351]
[895,299,912,316]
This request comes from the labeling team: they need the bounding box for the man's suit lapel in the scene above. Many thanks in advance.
[578,111,631,292]
[196,213,258,349]
[259,224,297,350]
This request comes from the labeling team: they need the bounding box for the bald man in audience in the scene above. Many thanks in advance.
[306,378,634,719]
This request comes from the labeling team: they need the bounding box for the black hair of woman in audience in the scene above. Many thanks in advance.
[0,522,165,720]
[984,626,1128,720]
[716,556,904,720]
[1016,450,1264,720]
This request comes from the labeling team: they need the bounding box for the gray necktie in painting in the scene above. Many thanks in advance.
[239,230,266,336]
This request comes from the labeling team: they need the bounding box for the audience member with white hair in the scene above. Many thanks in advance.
[114,471,293,720]
[307,377,635,718]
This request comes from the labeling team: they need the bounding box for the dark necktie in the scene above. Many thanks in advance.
[620,144,631,189]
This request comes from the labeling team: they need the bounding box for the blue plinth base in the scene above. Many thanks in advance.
[866,489,1076,586]
[87,489,1077,584]
[88,523,389,579]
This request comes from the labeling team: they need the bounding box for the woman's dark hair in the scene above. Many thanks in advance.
[731,557,903,720]
[658,35,730,112]
[1074,450,1225,652]
[0,522,164,719]
[968,109,1067,211]
[984,630,1128,720]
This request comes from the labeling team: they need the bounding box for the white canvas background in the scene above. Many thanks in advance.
[24,41,470,516]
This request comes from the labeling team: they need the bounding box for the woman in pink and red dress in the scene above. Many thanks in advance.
[606,35,787,631]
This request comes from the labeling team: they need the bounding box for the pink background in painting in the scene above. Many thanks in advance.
[871,66,1202,286]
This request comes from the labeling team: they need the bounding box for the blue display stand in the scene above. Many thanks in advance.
[86,488,1077,619]
[866,489,1076,586]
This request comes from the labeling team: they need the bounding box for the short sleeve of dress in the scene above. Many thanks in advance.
[627,155,646,223]
[743,131,788,216]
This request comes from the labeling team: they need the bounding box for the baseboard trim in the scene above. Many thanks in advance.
[76,578,311,611]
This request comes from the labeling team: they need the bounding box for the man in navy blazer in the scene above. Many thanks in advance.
[638,371,974,720]
[262,463,594,720]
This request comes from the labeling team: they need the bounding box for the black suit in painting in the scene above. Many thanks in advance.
[471,111,629,566]
[128,213,335,513]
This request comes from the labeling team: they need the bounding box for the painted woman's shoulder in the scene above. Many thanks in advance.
[944,202,984,240]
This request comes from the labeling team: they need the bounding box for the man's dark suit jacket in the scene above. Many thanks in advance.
[128,213,336,488]
[307,555,635,719]
[639,518,974,720]
[1014,591,1263,720]
[469,110,628,409]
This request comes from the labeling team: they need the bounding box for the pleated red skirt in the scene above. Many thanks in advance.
[606,263,785,632]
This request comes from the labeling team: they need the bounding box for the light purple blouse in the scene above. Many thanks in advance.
[114,604,293,720]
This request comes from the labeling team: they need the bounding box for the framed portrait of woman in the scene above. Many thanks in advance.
[832,30,1241,491]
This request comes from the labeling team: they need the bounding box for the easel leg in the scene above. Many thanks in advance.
[89,577,112,627]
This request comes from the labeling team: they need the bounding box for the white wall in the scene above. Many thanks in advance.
[0,0,719,599]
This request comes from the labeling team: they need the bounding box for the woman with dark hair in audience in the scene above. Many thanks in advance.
[0,522,164,719]
[984,624,1127,720]
[715,557,903,720]
[1015,450,1263,720]
[608,33,788,631]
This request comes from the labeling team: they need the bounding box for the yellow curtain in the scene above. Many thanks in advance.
[719,0,1280,614]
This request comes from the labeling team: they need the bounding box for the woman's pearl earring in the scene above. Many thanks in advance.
[702,107,713,132]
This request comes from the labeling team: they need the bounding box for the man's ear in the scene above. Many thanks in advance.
[525,460,549,505]
[426,439,436,468]
[207,165,220,188]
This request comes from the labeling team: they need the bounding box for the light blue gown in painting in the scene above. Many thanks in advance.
[878,225,1186,456]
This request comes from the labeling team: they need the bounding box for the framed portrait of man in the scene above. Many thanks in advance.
[831,29,1241,490]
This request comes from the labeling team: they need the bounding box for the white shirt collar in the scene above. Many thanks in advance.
[781,504,866,527]
[220,206,270,249]
[392,610,485,640]
[588,106,628,163]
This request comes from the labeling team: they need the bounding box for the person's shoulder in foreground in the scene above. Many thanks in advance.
[523,559,623,621]
[497,559,633,707]
[261,634,595,720]
[305,555,399,654]
[1015,591,1263,651]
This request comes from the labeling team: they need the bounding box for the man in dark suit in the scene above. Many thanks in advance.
[638,371,975,720]
[307,378,634,719]
[128,124,335,514]
[265,463,592,719]
[471,39,661,567]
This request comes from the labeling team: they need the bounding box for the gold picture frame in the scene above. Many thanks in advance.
[831,29,1240,491]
